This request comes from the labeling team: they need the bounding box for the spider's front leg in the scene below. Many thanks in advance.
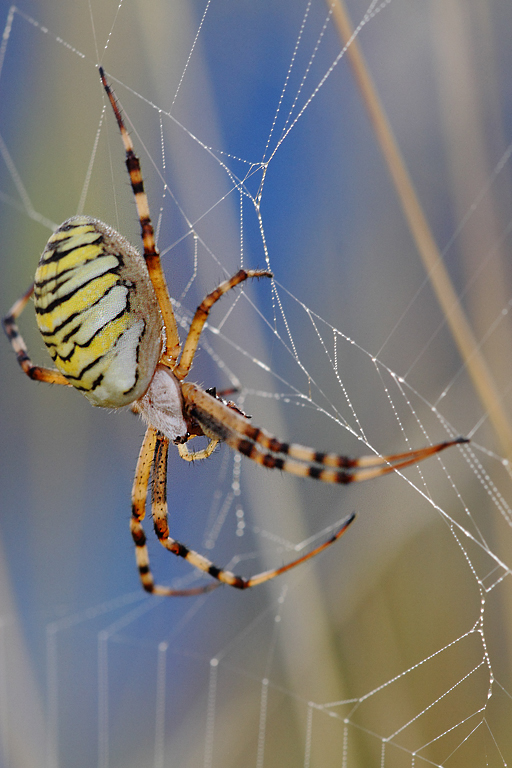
[150,431,355,590]
[176,388,249,462]
[181,381,468,483]
[130,426,218,596]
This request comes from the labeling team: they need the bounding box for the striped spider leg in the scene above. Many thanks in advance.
[3,282,72,386]
[133,425,356,592]
[2,67,468,597]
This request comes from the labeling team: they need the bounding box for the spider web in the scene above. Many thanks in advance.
[0,1,512,767]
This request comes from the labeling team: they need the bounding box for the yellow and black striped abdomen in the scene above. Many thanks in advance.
[34,216,163,408]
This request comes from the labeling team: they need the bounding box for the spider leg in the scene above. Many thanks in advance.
[99,67,181,368]
[2,283,71,386]
[131,426,218,596]
[173,268,273,381]
[181,382,468,483]
[151,431,355,589]
[229,512,355,589]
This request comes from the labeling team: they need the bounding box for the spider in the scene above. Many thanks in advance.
[2,67,467,596]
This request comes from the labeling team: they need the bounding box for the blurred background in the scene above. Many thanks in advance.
[1,1,512,766]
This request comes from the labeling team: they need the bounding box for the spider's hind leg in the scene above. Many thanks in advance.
[2,283,70,386]
[99,66,181,368]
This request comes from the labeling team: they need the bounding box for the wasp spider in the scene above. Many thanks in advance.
[2,68,467,596]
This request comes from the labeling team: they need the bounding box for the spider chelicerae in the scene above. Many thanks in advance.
[2,67,467,596]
